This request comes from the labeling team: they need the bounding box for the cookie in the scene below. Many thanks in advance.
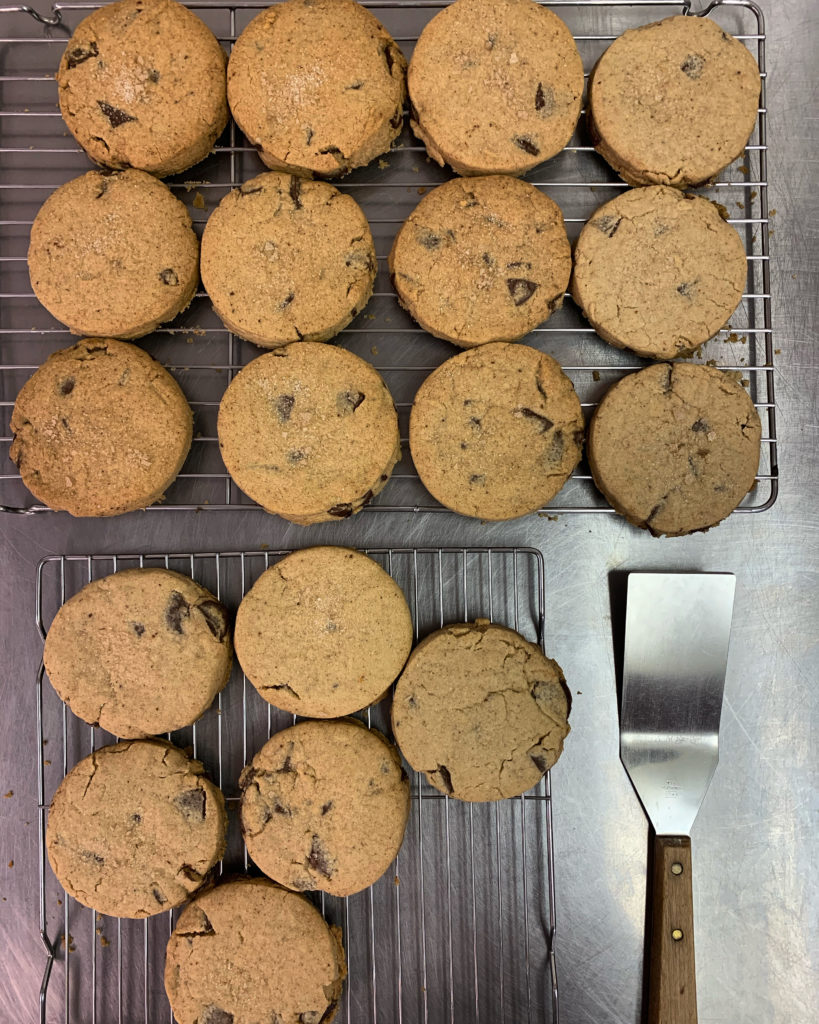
[588,362,761,536]
[389,176,570,347]
[10,338,192,516]
[409,342,583,520]
[165,878,346,1024]
[57,0,228,177]
[408,0,583,176]
[571,186,748,359]
[46,739,226,918]
[217,344,400,523]
[234,546,413,717]
[43,569,231,738]
[240,719,409,896]
[28,169,199,339]
[588,15,760,187]
[201,173,376,348]
[227,0,406,177]
[392,620,569,801]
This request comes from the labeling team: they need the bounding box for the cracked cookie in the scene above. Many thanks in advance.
[28,169,199,339]
[408,0,583,176]
[217,344,400,523]
[240,719,409,896]
[46,739,226,918]
[57,0,228,177]
[10,338,192,516]
[389,175,571,347]
[409,342,583,519]
[588,362,761,536]
[201,172,376,348]
[227,0,406,177]
[44,569,231,738]
[588,16,760,187]
[571,186,747,360]
[165,877,346,1024]
[234,546,413,717]
[392,620,570,801]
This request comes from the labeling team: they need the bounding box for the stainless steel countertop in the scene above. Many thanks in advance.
[1,1,816,1021]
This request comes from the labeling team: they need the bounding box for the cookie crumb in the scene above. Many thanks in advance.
[7,860,13,868]
[192,192,206,210]
[592,370,601,382]
[371,345,379,356]
[378,159,390,170]
[3,791,12,798]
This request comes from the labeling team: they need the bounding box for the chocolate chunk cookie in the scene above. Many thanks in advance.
[392,620,570,801]
[10,338,192,516]
[389,175,571,347]
[227,0,406,177]
[165,878,346,1024]
[57,0,228,177]
[571,186,748,359]
[588,362,761,536]
[240,719,409,896]
[409,342,583,519]
[201,172,376,348]
[588,15,760,187]
[44,569,231,738]
[217,344,400,523]
[46,740,226,918]
[234,546,413,717]
[408,0,583,176]
[28,169,199,339]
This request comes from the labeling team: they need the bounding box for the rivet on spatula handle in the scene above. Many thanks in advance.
[649,835,697,1024]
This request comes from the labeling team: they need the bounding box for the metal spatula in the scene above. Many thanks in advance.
[621,572,735,1024]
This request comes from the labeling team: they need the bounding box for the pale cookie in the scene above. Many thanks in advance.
[46,739,226,918]
[165,878,346,1024]
[201,172,376,348]
[28,169,198,339]
[588,362,761,537]
[389,175,571,347]
[409,342,583,520]
[392,620,570,801]
[589,15,760,187]
[408,0,583,176]
[227,0,406,177]
[240,719,410,896]
[234,546,413,717]
[10,338,192,517]
[44,569,231,738]
[57,0,228,177]
[217,344,400,523]
[571,186,747,359]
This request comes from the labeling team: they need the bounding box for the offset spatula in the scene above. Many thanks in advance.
[621,572,735,1024]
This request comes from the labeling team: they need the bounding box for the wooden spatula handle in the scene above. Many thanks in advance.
[648,835,697,1024]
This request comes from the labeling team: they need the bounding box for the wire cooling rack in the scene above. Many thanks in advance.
[0,0,776,515]
[36,546,559,1024]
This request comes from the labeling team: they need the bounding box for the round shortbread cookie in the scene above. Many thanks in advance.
[588,15,760,187]
[201,172,376,348]
[57,0,228,177]
[227,0,406,177]
[217,344,400,523]
[28,169,199,339]
[44,569,231,738]
[46,739,226,918]
[588,362,762,536]
[165,878,346,1024]
[10,338,192,516]
[234,546,413,717]
[408,0,583,176]
[409,342,583,520]
[240,719,410,896]
[389,175,571,347]
[392,619,570,801]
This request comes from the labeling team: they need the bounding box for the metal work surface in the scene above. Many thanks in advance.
[1,2,816,1024]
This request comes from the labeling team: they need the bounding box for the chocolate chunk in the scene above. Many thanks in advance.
[390,110,403,129]
[535,83,554,115]
[691,418,710,433]
[148,69,160,84]
[175,788,206,820]
[507,278,539,306]
[299,1013,322,1024]
[239,183,263,196]
[469,416,482,430]
[307,835,333,877]
[530,752,548,773]
[195,600,228,642]
[337,390,365,413]
[58,378,75,396]
[513,135,540,156]
[345,250,374,271]
[159,268,178,286]
[131,813,142,824]
[279,750,296,774]
[482,252,493,266]
[280,291,295,309]
[318,145,343,156]
[165,591,190,634]
[548,429,565,462]
[519,407,554,432]
[360,488,374,506]
[594,215,621,238]
[321,801,333,815]
[60,417,70,431]
[469,474,485,485]
[382,42,397,74]
[273,798,291,816]
[462,191,479,208]
[432,764,454,795]
[417,228,441,250]
[289,176,302,210]
[507,260,532,270]
[287,450,305,464]
[178,864,203,884]
[177,907,215,938]
[677,281,696,298]
[275,394,295,422]
[152,887,168,905]
[345,81,363,91]
[132,622,145,637]
[680,53,705,79]
[97,101,137,128]
[328,503,353,518]
[201,1007,234,1024]
[66,41,99,69]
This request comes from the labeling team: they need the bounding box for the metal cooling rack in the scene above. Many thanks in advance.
[35,546,557,1024]
[0,0,777,515]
